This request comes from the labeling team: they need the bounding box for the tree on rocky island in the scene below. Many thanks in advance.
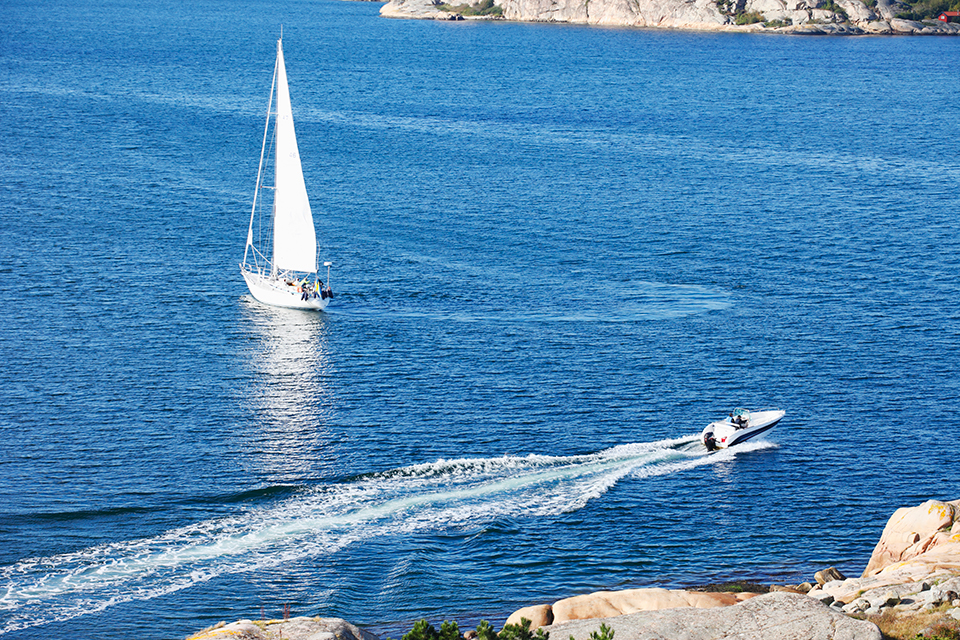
[897,0,960,20]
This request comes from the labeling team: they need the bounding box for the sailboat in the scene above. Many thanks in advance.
[240,37,333,311]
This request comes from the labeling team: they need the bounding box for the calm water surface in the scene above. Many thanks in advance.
[1,0,959,637]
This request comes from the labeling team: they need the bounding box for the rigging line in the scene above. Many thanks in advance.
[243,40,280,267]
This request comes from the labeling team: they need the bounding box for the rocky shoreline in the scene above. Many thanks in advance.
[188,499,960,640]
[379,0,960,36]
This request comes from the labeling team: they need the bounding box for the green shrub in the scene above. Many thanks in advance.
[735,10,765,23]
[896,0,960,19]
[437,0,504,14]
[399,618,550,640]
[586,623,615,640]
[499,618,549,640]
[475,621,498,640]
[440,621,461,640]
[401,620,461,640]
[403,620,440,640]
[915,623,960,640]
[817,0,849,20]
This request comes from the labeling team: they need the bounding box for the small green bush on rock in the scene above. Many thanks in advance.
[499,618,549,640]
[735,10,765,23]
[437,0,504,15]
[475,621,498,640]
[401,620,462,640]
[585,623,615,640]
[398,618,615,640]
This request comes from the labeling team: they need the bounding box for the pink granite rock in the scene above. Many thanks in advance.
[863,499,960,577]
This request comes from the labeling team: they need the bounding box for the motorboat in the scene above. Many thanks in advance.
[701,408,785,451]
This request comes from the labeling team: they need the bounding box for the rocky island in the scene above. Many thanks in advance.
[188,498,960,640]
[379,0,960,35]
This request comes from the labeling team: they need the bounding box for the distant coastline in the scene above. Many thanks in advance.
[379,0,960,36]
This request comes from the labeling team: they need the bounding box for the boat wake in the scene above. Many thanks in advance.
[0,436,774,634]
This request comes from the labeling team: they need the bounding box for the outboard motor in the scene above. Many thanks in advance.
[703,431,717,451]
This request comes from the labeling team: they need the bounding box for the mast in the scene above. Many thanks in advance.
[243,43,279,269]
[270,37,284,278]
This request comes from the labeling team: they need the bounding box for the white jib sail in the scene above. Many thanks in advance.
[271,39,317,275]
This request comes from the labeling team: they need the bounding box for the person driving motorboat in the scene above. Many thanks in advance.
[730,410,749,429]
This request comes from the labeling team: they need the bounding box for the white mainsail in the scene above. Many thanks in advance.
[271,38,317,275]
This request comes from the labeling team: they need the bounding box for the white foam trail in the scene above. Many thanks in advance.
[0,436,774,634]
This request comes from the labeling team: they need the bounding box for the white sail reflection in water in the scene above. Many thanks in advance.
[242,303,335,480]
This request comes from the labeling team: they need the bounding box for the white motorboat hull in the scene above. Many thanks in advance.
[701,409,785,450]
[242,269,330,311]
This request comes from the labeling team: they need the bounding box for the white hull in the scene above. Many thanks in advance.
[242,268,330,311]
[701,409,785,450]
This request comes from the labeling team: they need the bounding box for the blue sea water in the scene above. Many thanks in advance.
[2,0,960,637]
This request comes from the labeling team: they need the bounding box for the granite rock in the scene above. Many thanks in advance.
[505,604,554,628]
[863,499,960,577]
[550,588,758,624]
[187,617,380,640]
[380,0,960,34]
[816,567,847,586]
[543,592,880,640]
